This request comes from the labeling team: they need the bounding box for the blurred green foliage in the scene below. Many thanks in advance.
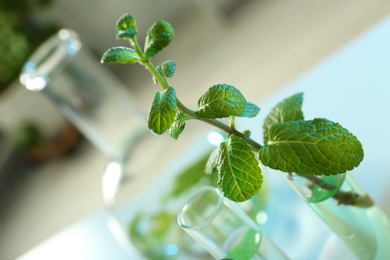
[12,121,43,149]
[0,0,57,91]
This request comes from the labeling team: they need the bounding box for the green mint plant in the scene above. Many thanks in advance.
[101,13,364,205]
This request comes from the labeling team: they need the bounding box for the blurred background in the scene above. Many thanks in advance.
[1,0,390,259]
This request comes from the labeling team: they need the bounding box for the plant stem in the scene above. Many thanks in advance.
[176,99,261,150]
[130,36,147,62]
[302,174,374,208]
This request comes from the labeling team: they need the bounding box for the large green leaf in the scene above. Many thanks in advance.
[195,84,246,119]
[144,20,174,59]
[217,135,263,202]
[100,47,140,64]
[148,87,177,134]
[259,118,364,175]
[263,92,304,143]
[116,13,137,39]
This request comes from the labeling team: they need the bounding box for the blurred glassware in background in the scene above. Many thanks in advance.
[177,186,288,259]
[19,28,147,161]
[279,171,390,259]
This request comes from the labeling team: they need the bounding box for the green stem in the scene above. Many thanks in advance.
[130,36,146,62]
[175,99,261,150]
[145,61,168,90]
[130,36,169,90]
[229,116,236,130]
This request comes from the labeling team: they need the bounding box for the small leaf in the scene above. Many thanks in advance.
[217,135,263,202]
[101,47,140,64]
[169,120,185,139]
[158,60,176,78]
[148,87,177,134]
[169,112,192,139]
[237,102,260,118]
[195,84,246,119]
[153,60,176,84]
[259,118,364,176]
[243,130,251,138]
[263,92,304,143]
[144,20,175,59]
[116,13,138,39]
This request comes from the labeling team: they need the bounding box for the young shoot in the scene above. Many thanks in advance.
[101,13,364,205]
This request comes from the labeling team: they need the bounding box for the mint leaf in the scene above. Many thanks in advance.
[116,13,137,39]
[169,112,189,139]
[238,102,260,118]
[243,130,251,138]
[195,84,246,119]
[101,47,140,64]
[153,60,176,84]
[263,92,304,143]
[158,60,176,78]
[144,20,174,59]
[148,87,177,134]
[259,118,364,175]
[169,120,185,139]
[217,135,263,202]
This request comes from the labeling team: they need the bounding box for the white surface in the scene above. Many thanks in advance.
[20,13,390,260]
[18,211,130,260]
